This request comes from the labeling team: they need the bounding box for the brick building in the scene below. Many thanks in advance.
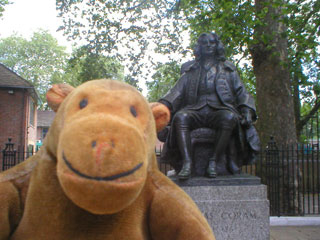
[0,63,39,155]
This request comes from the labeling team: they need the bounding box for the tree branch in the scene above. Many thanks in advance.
[127,0,147,11]
[297,99,320,132]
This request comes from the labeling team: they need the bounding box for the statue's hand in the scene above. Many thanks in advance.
[240,108,253,128]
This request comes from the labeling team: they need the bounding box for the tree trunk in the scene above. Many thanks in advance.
[252,0,300,215]
[251,0,297,147]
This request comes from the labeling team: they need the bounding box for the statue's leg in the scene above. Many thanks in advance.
[176,126,192,179]
[228,138,242,174]
[207,128,234,177]
[207,110,238,177]
[172,111,196,179]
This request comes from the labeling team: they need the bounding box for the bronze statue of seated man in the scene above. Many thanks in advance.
[158,32,260,180]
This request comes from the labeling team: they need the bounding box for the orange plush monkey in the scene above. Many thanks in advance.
[0,80,215,240]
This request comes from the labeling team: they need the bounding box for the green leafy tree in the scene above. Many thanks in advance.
[0,30,69,108]
[65,46,143,91]
[147,61,180,102]
[56,0,187,85]
[65,45,124,87]
[299,102,320,143]
[288,0,320,139]
[0,0,11,18]
[124,75,142,92]
[175,0,320,145]
[56,0,320,146]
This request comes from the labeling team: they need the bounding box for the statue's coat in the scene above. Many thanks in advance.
[159,61,260,171]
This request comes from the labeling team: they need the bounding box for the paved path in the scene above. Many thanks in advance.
[270,226,320,240]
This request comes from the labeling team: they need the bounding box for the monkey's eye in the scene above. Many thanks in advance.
[79,99,88,109]
[130,106,137,117]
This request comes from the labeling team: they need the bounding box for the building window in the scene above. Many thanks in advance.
[29,99,35,126]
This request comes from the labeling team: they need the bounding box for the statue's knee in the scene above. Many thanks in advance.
[173,112,191,125]
[221,112,237,128]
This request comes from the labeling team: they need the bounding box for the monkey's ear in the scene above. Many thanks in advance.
[150,102,171,132]
[46,84,74,112]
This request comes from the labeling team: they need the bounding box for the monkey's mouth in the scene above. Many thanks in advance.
[62,152,143,181]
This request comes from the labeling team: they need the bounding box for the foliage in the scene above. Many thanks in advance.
[176,0,320,134]
[0,30,69,108]
[65,45,142,91]
[57,0,320,138]
[0,30,129,109]
[146,61,181,102]
[65,45,124,87]
[54,0,270,96]
[56,0,188,87]
[298,102,320,142]
[238,63,256,97]
[124,75,142,92]
[286,0,320,129]
[0,0,11,18]
[178,0,256,60]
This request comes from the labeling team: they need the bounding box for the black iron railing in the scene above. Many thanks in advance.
[2,137,319,216]
[1,139,36,171]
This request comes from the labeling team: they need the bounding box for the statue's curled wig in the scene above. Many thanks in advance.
[193,32,226,62]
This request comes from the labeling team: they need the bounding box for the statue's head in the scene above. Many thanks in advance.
[194,32,225,62]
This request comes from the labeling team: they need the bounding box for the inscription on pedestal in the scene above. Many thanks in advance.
[204,210,257,221]
[181,182,270,240]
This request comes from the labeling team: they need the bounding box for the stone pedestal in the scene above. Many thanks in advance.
[172,174,270,240]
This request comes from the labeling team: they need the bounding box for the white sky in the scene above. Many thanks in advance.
[1,0,72,51]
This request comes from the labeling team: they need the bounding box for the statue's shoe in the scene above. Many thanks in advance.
[228,160,241,174]
[178,165,191,180]
[207,160,217,178]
